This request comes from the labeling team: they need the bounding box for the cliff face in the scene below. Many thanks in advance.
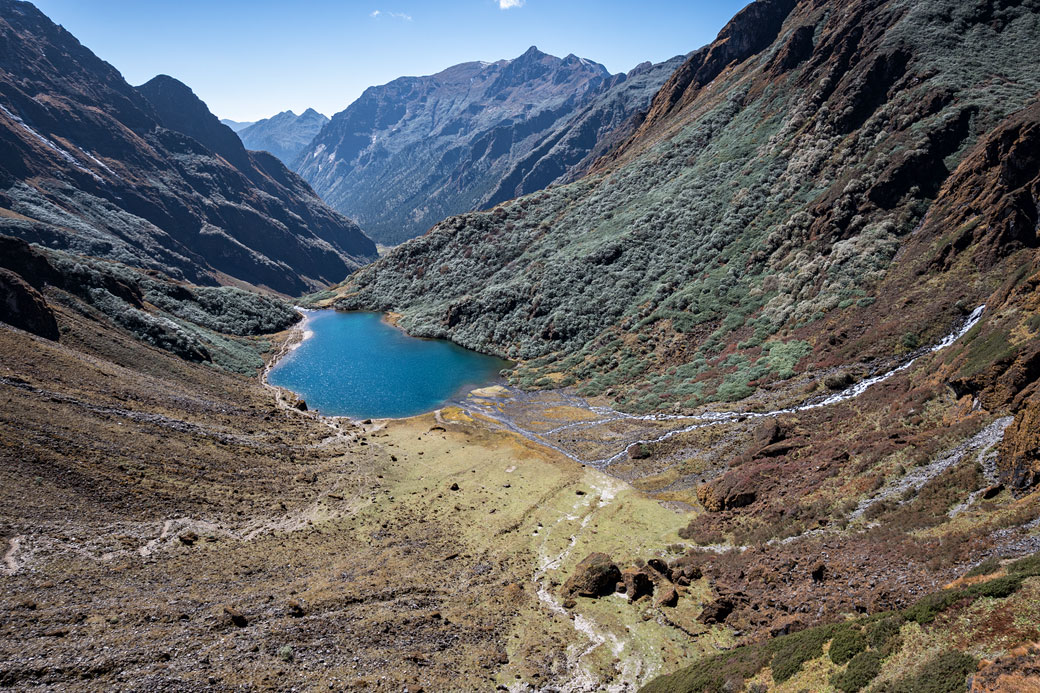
[0,0,376,295]
[295,47,681,244]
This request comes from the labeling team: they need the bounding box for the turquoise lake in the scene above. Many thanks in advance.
[268,311,510,419]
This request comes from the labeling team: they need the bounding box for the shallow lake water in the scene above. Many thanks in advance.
[268,311,510,419]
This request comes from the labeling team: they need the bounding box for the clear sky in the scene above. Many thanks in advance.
[29,0,750,123]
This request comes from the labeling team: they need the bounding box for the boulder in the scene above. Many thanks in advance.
[646,558,673,581]
[221,606,248,627]
[563,553,622,598]
[670,560,703,586]
[697,482,756,512]
[622,570,654,601]
[655,586,679,608]
[824,372,855,391]
[698,598,735,625]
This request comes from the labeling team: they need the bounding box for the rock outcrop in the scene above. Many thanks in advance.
[997,394,1040,495]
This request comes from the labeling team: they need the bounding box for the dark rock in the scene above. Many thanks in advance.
[178,531,198,545]
[628,443,652,460]
[769,616,805,638]
[982,484,1004,500]
[222,606,248,627]
[753,420,784,447]
[768,24,815,75]
[0,268,58,340]
[698,598,735,625]
[997,393,1040,495]
[697,483,756,512]
[563,552,622,598]
[646,558,673,581]
[286,600,304,618]
[449,482,460,491]
[622,570,654,601]
[824,373,855,391]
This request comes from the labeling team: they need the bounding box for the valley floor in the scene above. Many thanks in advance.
[0,310,726,691]
[2,299,1039,692]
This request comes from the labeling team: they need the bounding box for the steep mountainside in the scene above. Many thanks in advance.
[0,0,376,295]
[237,108,328,167]
[295,47,681,244]
[336,0,1040,412]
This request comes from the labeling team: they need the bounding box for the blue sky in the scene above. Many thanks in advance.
[30,0,750,122]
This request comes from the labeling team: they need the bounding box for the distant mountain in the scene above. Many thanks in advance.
[238,108,329,167]
[296,47,678,245]
[220,118,254,132]
[0,0,376,294]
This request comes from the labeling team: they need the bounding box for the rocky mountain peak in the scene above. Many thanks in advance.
[136,74,252,171]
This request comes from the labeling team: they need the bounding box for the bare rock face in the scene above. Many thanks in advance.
[0,267,57,340]
[997,393,1040,495]
[563,552,621,598]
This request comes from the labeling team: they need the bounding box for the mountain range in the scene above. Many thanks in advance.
[236,108,328,167]
[0,0,376,295]
[219,118,254,132]
[2,0,1040,690]
[295,47,685,244]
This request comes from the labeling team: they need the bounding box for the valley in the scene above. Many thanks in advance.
[2,0,1040,690]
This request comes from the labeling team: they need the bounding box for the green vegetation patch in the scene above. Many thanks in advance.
[829,625,867,665]
[832,650,882,693]
[873,650,976,693]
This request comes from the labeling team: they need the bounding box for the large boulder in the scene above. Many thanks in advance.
[563,552,621,598]
[0,268,58,340]
[697,482,756,513]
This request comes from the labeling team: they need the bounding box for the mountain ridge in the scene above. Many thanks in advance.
[0,0,376,295]
[295,46,680,244]
[236,108,329,167]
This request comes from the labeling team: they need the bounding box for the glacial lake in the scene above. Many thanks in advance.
[267,311,510,419]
